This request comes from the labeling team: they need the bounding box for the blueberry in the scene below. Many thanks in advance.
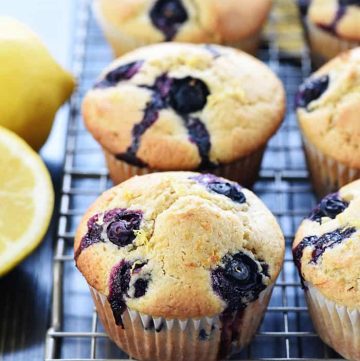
[293,227,356,286]
[108,260,149,327]
[117,74,213,169]
[150,0,188,41]
[132,262,149,298]
[211,252,268,312]
[227,258,251,283]
[295,75,329,108]
[133,278,149,298]
[105,209,142,247]
[95,61,143,88]
[192,174,246,204]
[75,214,103,259]
[308,193,349,223]
[169,77,210,114]
[207,181,246,204]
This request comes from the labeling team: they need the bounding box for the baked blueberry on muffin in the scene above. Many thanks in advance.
[293,180,360,361]
[296,47,360,197]
[82,43,285,186]
[75,172,285,361]
[93,0,273,56]
[299,0,360,66]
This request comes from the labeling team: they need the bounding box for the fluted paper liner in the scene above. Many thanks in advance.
[302,135,360,198]
[103,146,265,188]
[90,284,274,361]
[305,283,360,361]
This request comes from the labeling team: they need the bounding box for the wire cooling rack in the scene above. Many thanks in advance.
[44,1,344,360]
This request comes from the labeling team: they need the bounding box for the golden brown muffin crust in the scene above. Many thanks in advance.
[75,172,285,318]
[96,0,272,44]
[293,180,360,309]
[309,0,360,41]
[83,43,285,170]
[297,48,360,168]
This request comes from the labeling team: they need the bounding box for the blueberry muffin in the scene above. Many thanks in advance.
[295,47,360,197]
[82,43,285,186]
[293,180,360,360]
[299,0,360,66]
[75,172,285,361]
[93,0,272,56]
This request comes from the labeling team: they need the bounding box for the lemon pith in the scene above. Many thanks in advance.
[0,126,54,276]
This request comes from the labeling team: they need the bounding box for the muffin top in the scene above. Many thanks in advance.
[75,172,284,320]
[83,43,285,170]
[296,47,360,168]
[94,0,272,44]
[293,180,360,308]
[308,0,360,41]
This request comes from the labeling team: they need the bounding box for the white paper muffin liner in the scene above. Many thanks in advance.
[302,135,360,198]
[93,0,263,57]
[103,146,266,188]
[305,283,360,361]
[304,19,360,67]
[90,284,274,361]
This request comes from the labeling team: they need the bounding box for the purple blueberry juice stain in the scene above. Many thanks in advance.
[317,1,359,36]
[169,77,214,169]
[198,325,216,341]
[192,174,246,204]
[211,252,269,358]
[108,260,132,327]
[108,260,149,327]
[94,61,143,88]
[117,75,213,168]
[75,214,103,260]
[318,6,346,34]
[293,227,356,286]
[308,192,349,224]
[150,0,188,41]
[211,252,268,313]
[295,75,329,109]
[75,209,143,259]
[116,75,172,166]
[183,116,214,169]
[145,319,164,332]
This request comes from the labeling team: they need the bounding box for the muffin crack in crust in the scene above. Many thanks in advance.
[75,172,284,321]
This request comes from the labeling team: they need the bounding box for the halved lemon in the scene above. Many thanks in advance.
[0,126,54,276]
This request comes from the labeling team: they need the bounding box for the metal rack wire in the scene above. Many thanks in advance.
[44,0,344,360]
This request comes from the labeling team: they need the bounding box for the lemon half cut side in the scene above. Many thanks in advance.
[0,126,54,276]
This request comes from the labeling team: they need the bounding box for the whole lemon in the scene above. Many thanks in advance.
[0,17,75,150]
